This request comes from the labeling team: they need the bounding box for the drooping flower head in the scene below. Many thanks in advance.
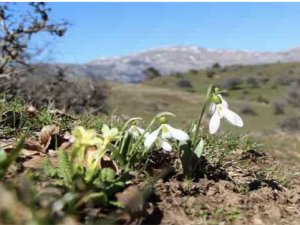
[209,92,243,134]
[144,116,189,151]
[128,121,147,139]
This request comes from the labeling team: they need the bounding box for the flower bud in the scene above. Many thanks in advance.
[211,94,222,104]
[159,116,168,124]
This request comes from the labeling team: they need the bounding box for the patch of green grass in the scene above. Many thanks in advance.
[106,62,300,135]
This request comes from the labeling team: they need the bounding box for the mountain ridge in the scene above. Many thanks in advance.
[45,45,300,83]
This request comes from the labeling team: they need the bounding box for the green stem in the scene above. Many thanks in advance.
[192,100,209,146]
[116,117,142,146]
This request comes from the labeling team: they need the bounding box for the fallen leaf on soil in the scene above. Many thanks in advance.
[23,139,44,153]
[22,155,45,169]
[39,125,60,149]
[36,125,73,152]
[23,154,58,169]
[21,149,42,157]
[25,104,38,117]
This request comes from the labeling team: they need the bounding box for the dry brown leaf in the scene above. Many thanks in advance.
[20,149,42,157]
[25,104,38,117]
[0,138,15,150]
[23,154,58,169]
[37,125,72,152]
[39,125,60,148]
[23,155,45,169]
[23,139,44,152]
[60,141,72,150]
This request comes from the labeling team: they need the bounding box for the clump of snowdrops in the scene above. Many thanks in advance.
[54,86,243,179]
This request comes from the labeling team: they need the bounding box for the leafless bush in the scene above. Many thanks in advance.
[287,79,300,108]
[242,90,250,95]
[219,77,243,90]
[143,67,161,80]
[212,62,221,69]
[259,76,269,84]
[279,117,300,132]
[272,76,294,86]
[273,101,285,115]
[256,96,269,104]
[206,70,215,79]
[246,76,259,88]
[4,67,108,114]
[189,69,198,75]
[177,79,193,88]
[240,105,257,116]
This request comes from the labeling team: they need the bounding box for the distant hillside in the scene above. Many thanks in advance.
[36,46,300,83]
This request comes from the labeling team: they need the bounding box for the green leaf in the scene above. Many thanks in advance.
[100,168,116,183]
[206,84,213,99]
[85,192,108,205]
[43,157,57,177]
[109,200,124,208]
[179,142,197,178]
[108,142,125,167]
[0,149,7,165]
[57,150,73,187]
[0,136,24,178]
[119,132,132,163]
[194,138,205,158]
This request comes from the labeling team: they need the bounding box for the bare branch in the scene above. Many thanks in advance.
[0,2,68,78]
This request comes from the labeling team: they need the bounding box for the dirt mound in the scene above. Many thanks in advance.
[140,150,300,225]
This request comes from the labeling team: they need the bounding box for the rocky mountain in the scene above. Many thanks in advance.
[47,46,300,83]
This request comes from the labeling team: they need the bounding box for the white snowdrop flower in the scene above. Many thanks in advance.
[128,125,147,139]
[144,117,189,151]
[209,94,243,134]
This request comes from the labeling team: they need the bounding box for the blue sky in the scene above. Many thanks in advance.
[22,3,300,63]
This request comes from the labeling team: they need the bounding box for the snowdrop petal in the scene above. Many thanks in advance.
[209,111,221,134]
[136,127,146,134]
[161,140,172,151]
[129,126,145,138]
[144,128,160,149]
[219,95,229,108]
[209,103,217,115]
[223,107,244,127]
[161,125,172,139]
[165,124,189,141]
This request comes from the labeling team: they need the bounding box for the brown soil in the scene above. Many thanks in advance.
[1,136,300,225]
[139,150,300,225]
